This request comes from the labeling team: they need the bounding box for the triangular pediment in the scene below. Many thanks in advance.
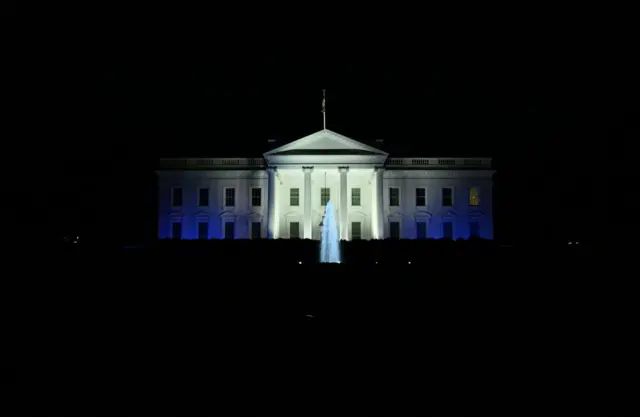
[264,129,387,157]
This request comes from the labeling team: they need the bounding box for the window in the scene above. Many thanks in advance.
[225,188,235,207]
[351,188,361,206]
[290,188,300,206]
[417,222,427,239]
[390,187,400,206]
[469,187,480,206]
[198,188,209,207]
[171,188,183,207]
[251,221,261,239]
[171,222,182,239]
[251,188,261,206]
[416,188,426,206]
[469,221,480,238]
[442,221,453,239]
[198,222,208,239]
[321,188,330,206]
[224,222,235,239]
[442,188,453,207]
[352,222,361,240]
[290,222,300,239]
[390,221,400,239]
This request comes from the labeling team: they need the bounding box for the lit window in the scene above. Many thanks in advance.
[469,187,480,206]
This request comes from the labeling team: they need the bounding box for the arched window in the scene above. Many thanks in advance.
[469,187,480,206]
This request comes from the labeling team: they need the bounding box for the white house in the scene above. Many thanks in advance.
[156,129,494,240]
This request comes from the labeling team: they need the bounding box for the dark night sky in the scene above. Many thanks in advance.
[14,12,639,244]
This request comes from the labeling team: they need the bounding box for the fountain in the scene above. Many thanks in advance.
[320,200,341,263]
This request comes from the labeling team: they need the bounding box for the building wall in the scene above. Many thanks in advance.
[382,170,493,239]
[157,170,268,239]
[157,168,493,240]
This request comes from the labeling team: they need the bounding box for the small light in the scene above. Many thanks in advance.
[408,261,411,264]
[568,241,572,245]
[576,241,580,245]
[298,261,302,264]
[375,261,378,264]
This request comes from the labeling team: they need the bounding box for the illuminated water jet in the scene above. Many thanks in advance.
[320,200,341,263]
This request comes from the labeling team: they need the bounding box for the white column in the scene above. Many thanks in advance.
[374,167,384,239]
[303,166,313,239]
[238,177,249,238]
[267,167,277,239]
[371,169,378,239]
[339,166,349,240]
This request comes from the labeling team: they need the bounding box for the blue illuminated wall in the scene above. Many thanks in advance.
[157,170,269,240]
[381,174,494,240]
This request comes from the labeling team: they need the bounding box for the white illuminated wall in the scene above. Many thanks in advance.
[273,167,375,240]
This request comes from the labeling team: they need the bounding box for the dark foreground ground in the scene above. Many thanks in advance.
[6,243,638,415]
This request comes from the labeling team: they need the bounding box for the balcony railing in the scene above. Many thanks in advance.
[385,157,491,168]
[159,158,266,170]
[159,157,492,170]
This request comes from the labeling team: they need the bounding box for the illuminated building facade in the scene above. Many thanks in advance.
[156,129,494,240]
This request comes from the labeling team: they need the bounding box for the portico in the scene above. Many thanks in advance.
[263,129,388,240]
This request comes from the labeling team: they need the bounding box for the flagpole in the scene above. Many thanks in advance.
[322,89,326,130]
